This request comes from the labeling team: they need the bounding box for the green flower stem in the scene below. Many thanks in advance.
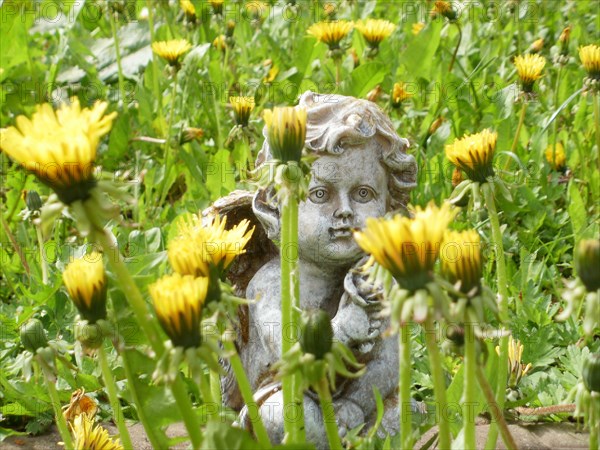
[109,11,128,114]
[314,377,343,450]
[335,58,341,87]
[424,316,451,449]
[196,369,215,416]
[593,92,600,174]
[94,227,164,354]
[97,345,134,450]
[475,365,517,450]
[506,101,528,171]
[120,349,164,449]
[280,179,305,443]
[145,0,163,113]
[399,324,413,449]
[170,374,203,450]
[210,370,222,407]
[482,183,510,450]
[448,22,462,72]
[36,225,48,285]
[92,225,203,449]
[551,66,563,167]
[222,339,271,448]
[463,321,477,450]
[38,356,74,450]
[157,69,179,207]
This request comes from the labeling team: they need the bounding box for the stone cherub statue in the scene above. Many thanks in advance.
[215,91,418,447]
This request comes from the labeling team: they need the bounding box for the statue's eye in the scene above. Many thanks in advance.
[353,186,375,203]
[309,187,329,204]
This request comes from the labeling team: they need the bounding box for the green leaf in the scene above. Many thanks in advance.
[104,111,131,170]
[206,149,236,201]
[397,20,442,80]
[345,62,386,98]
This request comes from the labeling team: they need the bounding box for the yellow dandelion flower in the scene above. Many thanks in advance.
[412,22,425,35]
[579,44,600,79]
[307,20,353,50]
[213,34,227,51]
[180,0,195,17]
[354,19,396,48]
[169,215,254,278]
[530,38,544,53]
[496,336,532,389]
[445,129,497,183]
[430,1,456,20]
[545,142,566,171]
[149,274,208,349]
[263,106,307,163]
[210,0,224,15]
[71,413,123,450]
[264,65,279,83]
[391,82,413,107]
[152,39,192,65]
[354,202,457,292]
[514,53,546,92]
[230,96,255,127]
[0,98,116,204]
[441,229,482,296]
[63,252,107,324]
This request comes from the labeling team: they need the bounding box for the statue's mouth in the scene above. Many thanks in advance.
[329,226,353,239]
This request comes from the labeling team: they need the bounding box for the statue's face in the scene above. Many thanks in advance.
[297,139,388,267]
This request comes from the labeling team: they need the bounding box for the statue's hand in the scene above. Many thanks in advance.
[332,296,381,355]
[334,398,365,438]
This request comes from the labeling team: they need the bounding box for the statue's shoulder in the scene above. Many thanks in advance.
[247,258,281,307]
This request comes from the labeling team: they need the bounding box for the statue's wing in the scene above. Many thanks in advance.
[202,189,278,298]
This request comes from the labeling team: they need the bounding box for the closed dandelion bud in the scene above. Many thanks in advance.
[412,22,425,35]
[213,35,227,52]
[230,96,255,127]
[559,27,571,55]
[366,85,382,103]
[226,20,236,37]
[63,252,107,324]
[582,353,600,393]
[530,38,544,53]
[210,0,223,15]
[300,309,333,360]
[180,0,196,19]
[20,319,48,353]
[441,230,482,296]
[25,190,43,212]
[180,127,204,144]
[575,239,600,292]
[75,321,104,350]
[429,116,444,135]
[150,274,208,349]
[545,142,566,171]
[263,106,307,163]
[431,1,457,21]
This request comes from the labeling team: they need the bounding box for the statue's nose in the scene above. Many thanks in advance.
[334,195,353,219]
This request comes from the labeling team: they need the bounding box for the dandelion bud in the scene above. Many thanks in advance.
[391,82,413,108]
[575,239,600,292]
[210,0,223,15]
[583,353,600,393]
[530,38,544,53]
[441,230,482,296]
[263,106,307,164]
[559,26,571,55]
[300,309,333,360]
[230,96,255,127]
[514,54,546,93]
[25,190,43,212]
[20,319,48,353]
[545,142,566,171]
[63,252,107,324]
[430,1,457,21]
